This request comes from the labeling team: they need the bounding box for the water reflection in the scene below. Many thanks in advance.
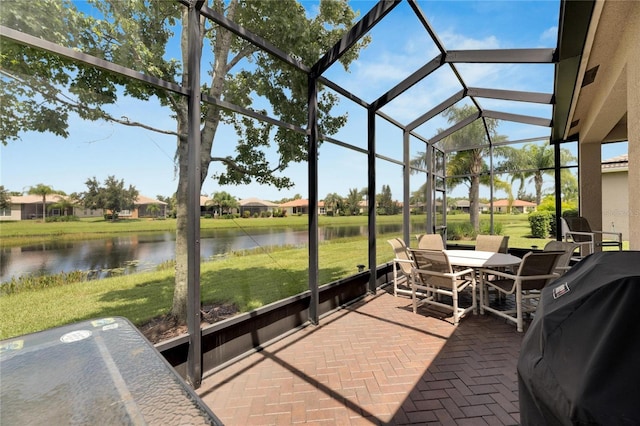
[1,225,402,282]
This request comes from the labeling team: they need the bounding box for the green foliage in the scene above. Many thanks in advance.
[412,105,507,231]
[323,192,343,216]
[562,209,579,218]
[479,221,503,235]
[207,191,239,216]
[26,183,60,219]
[343,187,363,216]
[528,211,553,238]
[448,219,503,240]
[376,184,398,215]
[44,215,79,222]
[1,270,89,295]
[447,222,476,240]
[83,175,138,221]
[0,185,10,209]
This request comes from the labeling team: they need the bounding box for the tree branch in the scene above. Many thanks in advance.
[211,156,285,175]
[1,69,182,138]
[225,44,257,74]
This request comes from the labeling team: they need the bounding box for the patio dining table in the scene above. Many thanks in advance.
[444,249,522,269]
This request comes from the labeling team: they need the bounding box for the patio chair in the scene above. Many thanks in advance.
[475,234,509,254]
[387,238,415,297]
[416,233,445,251]
[543,240,580,275]
[409,248,476,325]
[479,251,563,332]
[560,216,622,257]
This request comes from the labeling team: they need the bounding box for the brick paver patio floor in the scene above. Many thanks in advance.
[197,288,525,425]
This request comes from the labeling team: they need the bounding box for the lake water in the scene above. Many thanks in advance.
[0,224,403,282]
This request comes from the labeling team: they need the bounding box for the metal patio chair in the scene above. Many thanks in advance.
[475,234,510,254]
[409,248,476,325]
[543,240,580,275]
[561,216,622,257]
[479,251,563,332]
[387,238,415,298]
[416,233,445,251]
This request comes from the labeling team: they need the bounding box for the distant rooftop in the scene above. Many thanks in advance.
[602,154,628,171]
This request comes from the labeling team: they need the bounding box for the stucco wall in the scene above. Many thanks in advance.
[602,169,629,240]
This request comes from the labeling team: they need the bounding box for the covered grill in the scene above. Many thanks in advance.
[518,251,640,425]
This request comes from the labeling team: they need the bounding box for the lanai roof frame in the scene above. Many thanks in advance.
[3,0,617,387]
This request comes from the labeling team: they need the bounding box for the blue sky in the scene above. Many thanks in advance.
[1,0,628,202]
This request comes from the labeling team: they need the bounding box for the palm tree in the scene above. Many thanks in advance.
[323,192,343,216]
[343,188,363,216]
[412,105,507,231]
[48,195,79,217]
[146,203,161,219]
[208,191,238,216]
[27,184,59,219]
[496,143,576,205]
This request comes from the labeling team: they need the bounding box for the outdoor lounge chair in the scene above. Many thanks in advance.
[561,216,622,257]
[479,251,563,332]
[409,248,476,325]
[416,233,445,251]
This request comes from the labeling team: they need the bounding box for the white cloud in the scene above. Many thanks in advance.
[540,26,558,43]
[439,31,500,50]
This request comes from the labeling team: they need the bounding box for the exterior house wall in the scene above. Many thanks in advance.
[0,204,22,221]
[74,207,105,218]
[602,169,629,240]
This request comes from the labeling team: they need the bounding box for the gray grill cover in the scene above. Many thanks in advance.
[518,251,640,425]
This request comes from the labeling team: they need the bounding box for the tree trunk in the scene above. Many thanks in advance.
[172,130,190,322]
[469,149,483,231]
[535,173,543,205]
[469,175,480,231]
[170,4,230,323]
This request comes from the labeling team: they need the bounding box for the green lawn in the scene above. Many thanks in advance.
[0,236,393,339]
[2,213,616,340]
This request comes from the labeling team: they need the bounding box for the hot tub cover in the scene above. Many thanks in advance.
[518,251,640,425]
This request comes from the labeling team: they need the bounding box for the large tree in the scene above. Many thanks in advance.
[1,0,367,322]
[376,184,397,215]
[82,176,139,221]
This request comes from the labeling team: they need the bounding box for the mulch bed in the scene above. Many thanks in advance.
[138,303,239,344]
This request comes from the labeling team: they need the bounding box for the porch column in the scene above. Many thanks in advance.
[578,142,602,250]
[628,8,640,250]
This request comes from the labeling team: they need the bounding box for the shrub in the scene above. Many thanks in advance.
[479,220,503,235]
[529,211,553,238]
[563,209,579,218]
[242,211,251,219]
[447,222,476,240]
[45,215,79,222]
